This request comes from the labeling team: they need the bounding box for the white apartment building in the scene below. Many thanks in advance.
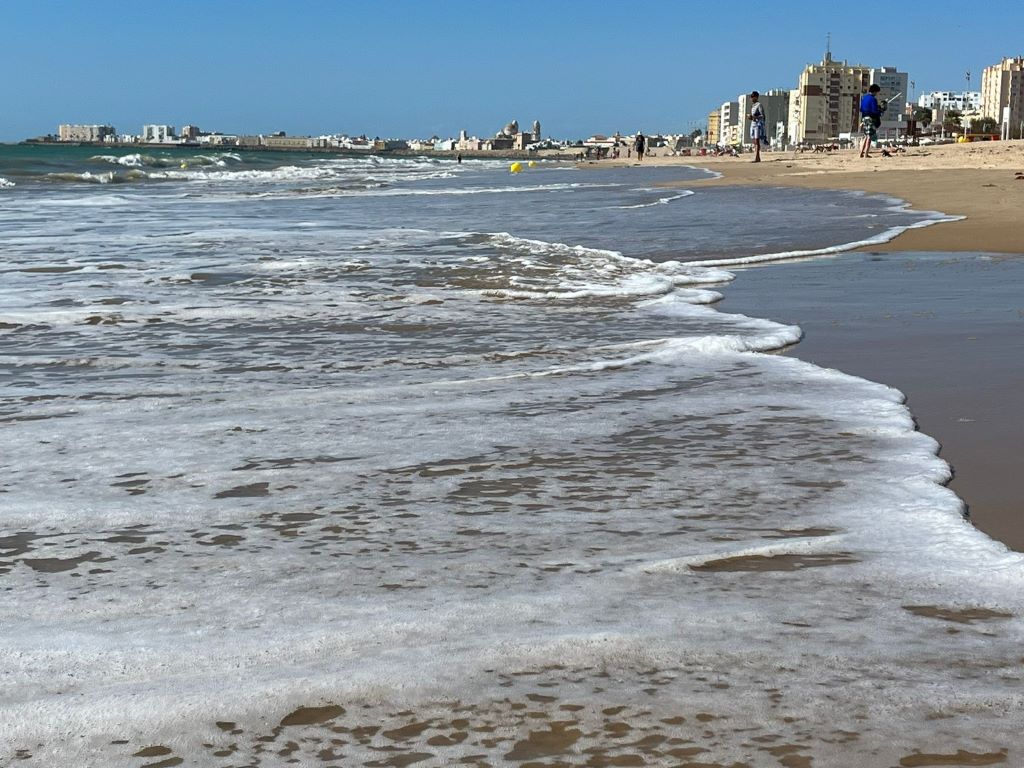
[719,101,739,144]
[142,125,176,143]
[981,57,1024,139]
[58,124,115,143]
[198,134,238,146]
[917,91,981,111]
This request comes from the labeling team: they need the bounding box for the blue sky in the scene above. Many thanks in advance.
[2,0,1021,141]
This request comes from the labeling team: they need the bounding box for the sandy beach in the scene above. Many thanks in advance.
[597,140,1024,551]
[610,138,1024,253]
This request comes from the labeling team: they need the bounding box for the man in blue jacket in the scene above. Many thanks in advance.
[859,84,882,158]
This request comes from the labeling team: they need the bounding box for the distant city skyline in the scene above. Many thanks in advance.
[3,0,1023,142]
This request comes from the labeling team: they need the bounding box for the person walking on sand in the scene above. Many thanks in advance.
[859,84,883,158]
[634,131,646,162]
[748,91,767,162]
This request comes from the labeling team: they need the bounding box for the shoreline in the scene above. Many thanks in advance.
[718,251,1024,552]
[597,139,1024,254]
[598,142,1024,552]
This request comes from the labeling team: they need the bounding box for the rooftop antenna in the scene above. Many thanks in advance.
[825,32,832,63]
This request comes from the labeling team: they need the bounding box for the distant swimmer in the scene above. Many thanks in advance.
[456,153,462,164]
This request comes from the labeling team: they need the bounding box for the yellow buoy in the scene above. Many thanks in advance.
[528,160,536,168]
[181,162,188,168]
[509,162,522,174]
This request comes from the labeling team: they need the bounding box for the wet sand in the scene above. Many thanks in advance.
[717,251,1024,551]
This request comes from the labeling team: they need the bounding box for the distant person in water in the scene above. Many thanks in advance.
[634,131,646,162]
[456,153,462,164]
[859,84,882,158]
[748,91,767,162]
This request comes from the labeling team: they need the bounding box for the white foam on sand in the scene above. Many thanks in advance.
[4,333,1022,764]
[2,169,1023,765]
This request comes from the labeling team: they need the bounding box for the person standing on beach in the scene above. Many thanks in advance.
[748,91,766,162]
[634,131,646,162]
[859,84,882,158]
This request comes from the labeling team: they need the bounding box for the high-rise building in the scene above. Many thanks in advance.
[791,53,871,143]
[58,124,115,143]
[142,125,177,143]
[706,110,721,147]
[790,53,908,143]
[981,57,1024,139]
[719,101,739,145]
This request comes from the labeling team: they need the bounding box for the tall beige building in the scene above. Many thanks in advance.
[706,110,721,147]
[58,124,115,143]
[981,57,1024,139]
[790,53,871,144]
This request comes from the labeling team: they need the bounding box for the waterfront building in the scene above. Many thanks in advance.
[459,120,540,152]
[265,135,313,150]
[197,134,238,146]
[981,57,1024,139]
[788,56,908,143]
[142,125,176,143]
[718,101,739,145]
[456,129,484,152]
[180,125,200,141]
[374,139,409,151]
[706,110,721,147]
[917,91,981,112]
[791,52,872,143]
[58,124,115,143]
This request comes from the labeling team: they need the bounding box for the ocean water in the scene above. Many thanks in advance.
[1,146,1022,766]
